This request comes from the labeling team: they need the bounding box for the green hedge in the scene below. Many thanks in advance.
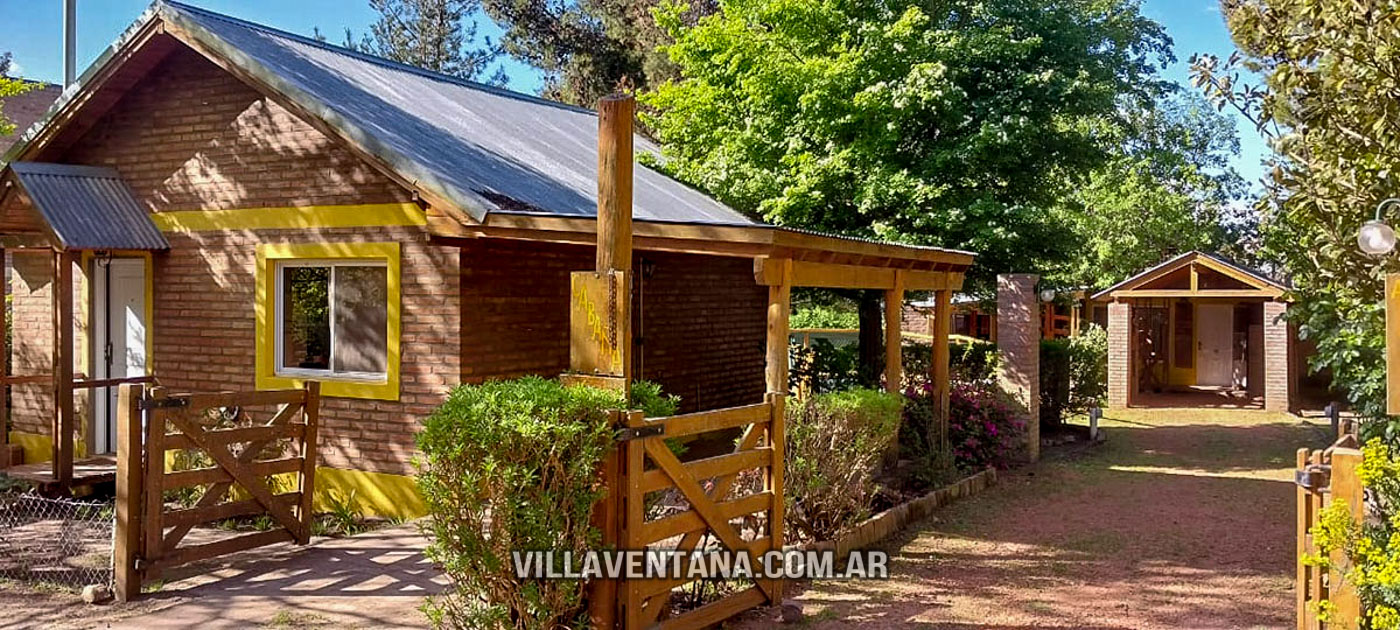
[416,377,675,629]
[785,388,902,542]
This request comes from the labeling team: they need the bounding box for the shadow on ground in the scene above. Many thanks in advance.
[735,409,1331,630]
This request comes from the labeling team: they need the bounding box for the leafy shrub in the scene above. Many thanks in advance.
[902,338,1001,387]
[791,304,858,329]
[789,338,862,394]
[416,377,623,630]
[629,380,680,418]
[1309,438,1400,628]
[785,388,902,542]
[949,380,1028,470]
[898,387,959,490]
[1039,325,1108,427]
[1067,324,1108,411]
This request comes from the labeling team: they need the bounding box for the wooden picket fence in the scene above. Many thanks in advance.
[113,382,321,601]
[591,393,785,629]
[1296,431,1363,630]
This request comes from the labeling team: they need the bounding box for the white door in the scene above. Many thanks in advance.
[1196,304,1233,387]
[93,259,147,454]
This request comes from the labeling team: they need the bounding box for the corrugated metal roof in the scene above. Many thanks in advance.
[162,1,757,227]
[6,162,170,250]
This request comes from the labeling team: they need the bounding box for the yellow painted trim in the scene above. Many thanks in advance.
[8,430,52,464]
[255,242,401,401]
[313,467,425,520]
[152,203,427,232]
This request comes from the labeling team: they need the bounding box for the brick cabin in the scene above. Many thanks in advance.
[1093,251,1318,412]
[0,2,972,515]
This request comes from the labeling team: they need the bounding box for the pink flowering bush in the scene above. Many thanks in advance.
[903,378,1029,473]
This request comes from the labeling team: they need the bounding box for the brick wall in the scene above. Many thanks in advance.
[901,304,930,335]
[59,48,408,211]
[9,252,89,447]
[1107,301,1132,408]
[153,227,460,475]
[996,274,1040,461]
[1263,300,1291,412]
[459,238,768,414]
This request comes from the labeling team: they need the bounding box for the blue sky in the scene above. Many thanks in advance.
[0,0,1265,185]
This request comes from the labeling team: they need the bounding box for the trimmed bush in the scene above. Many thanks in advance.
[416,377,624,630]
[1040,324,1108,427]
[785,388,902,542]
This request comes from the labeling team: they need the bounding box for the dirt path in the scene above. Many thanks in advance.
[738,408,1331,630]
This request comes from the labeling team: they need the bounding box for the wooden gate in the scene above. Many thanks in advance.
[1296,433,1362,630]
[113,382,321,601]
[600,392,785,629]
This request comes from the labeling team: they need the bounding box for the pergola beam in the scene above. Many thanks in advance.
[754,258,963,291]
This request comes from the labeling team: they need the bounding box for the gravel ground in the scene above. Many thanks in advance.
[735,407,1332,630]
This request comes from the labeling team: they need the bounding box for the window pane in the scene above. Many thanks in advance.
[282,266,331,371]
[331,265,388,374]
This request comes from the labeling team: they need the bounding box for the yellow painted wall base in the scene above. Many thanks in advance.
[7,431,52,465]
[314,467,425,520]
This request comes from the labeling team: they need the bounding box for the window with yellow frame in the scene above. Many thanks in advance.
[255,243,401,400]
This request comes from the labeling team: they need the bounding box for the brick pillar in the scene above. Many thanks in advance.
[1264,300,1291,412]
[996,274,1039,462]
[1107,301,1133,408]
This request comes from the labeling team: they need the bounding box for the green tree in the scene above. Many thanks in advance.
[1051,91,1251,290]
[1193,0,1397,423]
[479,0,715,105]
[334,0,507,84]
[0,52,38,138]
[642,0,1172,384]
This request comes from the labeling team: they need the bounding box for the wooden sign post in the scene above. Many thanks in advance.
[578,95,635,630]
[566,95,635,393]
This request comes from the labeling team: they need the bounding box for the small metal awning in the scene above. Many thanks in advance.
[0,162,169,251]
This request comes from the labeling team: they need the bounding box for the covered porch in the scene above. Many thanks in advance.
[0,162,168,492]
[1095,251,1296,412]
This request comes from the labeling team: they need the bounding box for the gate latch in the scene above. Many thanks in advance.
[615,425,664,441]
[1296,464,1331,490]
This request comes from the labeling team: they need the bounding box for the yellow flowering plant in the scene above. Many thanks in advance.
[1310,439,1400,629]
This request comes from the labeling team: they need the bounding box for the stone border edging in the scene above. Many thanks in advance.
[794,467,998,557]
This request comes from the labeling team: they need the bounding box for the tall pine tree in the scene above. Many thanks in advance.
[332,0,506,84]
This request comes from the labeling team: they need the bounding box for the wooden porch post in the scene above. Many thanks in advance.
[883,271,905,392]
[765,259,793,394]
[52,249,74,490]
[0,246,7,460]
[931,289,952,447]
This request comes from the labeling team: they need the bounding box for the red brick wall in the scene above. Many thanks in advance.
[459,239,768,413]
[901,304,930,335]
[59,48,408,211]
[155,228,460,475]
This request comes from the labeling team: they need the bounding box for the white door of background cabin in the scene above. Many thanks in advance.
[1196,304,1233,388]
[93,258,147,454]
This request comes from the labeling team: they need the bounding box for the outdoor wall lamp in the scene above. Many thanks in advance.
[1358,198,1400,256]
[1039,288,1057,302]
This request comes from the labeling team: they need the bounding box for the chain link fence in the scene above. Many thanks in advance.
[0,493,114,590]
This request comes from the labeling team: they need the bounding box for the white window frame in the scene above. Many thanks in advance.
[273,259,390,383]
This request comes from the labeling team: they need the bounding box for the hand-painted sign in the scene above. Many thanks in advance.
[570,270,629,379]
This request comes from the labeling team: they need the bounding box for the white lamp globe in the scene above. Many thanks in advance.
[1038,288,1056,302]
[1359,219,1397,256]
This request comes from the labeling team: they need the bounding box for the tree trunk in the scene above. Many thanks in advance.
[857,290,883,388]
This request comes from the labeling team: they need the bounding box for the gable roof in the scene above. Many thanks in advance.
[0,1,976,272]
[5,0,752,228]
[1090,251,1287,301]
[2,162,169,250]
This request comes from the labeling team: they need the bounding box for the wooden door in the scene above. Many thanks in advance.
[1196,304,1233,387]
